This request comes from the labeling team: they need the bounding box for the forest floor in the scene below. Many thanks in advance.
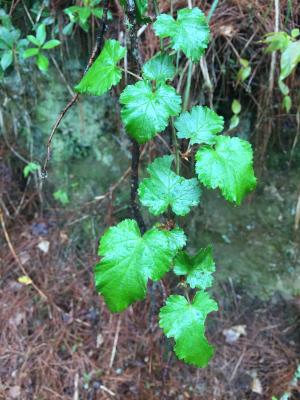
[1,164,300,400]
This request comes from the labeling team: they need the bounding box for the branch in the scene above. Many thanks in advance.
[126,0,146,233]
[42,0,109,175]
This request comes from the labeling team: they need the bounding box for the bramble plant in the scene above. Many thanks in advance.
[73,5,256,368]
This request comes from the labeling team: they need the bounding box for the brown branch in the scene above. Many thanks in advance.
[42,0,109,176]
[126,0,146,233]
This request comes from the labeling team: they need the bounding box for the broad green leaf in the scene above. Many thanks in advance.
[36,53,49,71]
[27,34,41,47]
[23,47,39,58]
[36,24,46,45]
[231,99,241,115]
[75,39,126,96]
[195,136,256,205]
[229,115,240,130]
[138,155,201,216]
[23,162,40,177]
[153,8,210,62]
[159,291,218,367]
[280,40,300,79]
[142,53,176,82]
[42,39,61,49]
[175,106,224,145]
[120,81,181,143]
[173,246,215,289]
[94,219,186,312]
[1,49,13,70]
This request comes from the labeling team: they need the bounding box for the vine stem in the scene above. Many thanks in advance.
[126,0,146,233]
[42,0,109,175]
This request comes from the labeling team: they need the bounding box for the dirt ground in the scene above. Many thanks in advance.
[0,212,299,400]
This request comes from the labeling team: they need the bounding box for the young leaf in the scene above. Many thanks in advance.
[175,106,224,145]
[231,99,241,115]
[53,189,69,205]
[120,81,181,143]
[94,219,186,312]
[36,24,46,45]
[229,115,240,130]
[138,155,201,216]
[1,49,13,70]
[23,48,39,59]
[142,53,176,83]
[36,53,49,71]
[75,39,126,96]
[27,34,41,47]
[153,8,210,62]
[173,246,215,289]
[195,136,256,205]
[280,40,300,80]
[159,291,218,367]
[42,39,61,49]
[23,162,40,177]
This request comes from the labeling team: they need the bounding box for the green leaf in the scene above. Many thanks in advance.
[1,50,13,70]
[173,246,215,289]
[138,155,201,216]
[36,53,49,71]
[75,39,126,96]
[283,95,292,112]
[91,7,104,18]
[159,291,218,367]
[237,65,251,83]
[175,106,224,145]
[229,115,240,130]
[195,136,256,205]
[94,219,186,312]
[27,34,41,47]
[0,27,20,49]
[280,40,300,80]
[23,47,39,59]
[42,39,61,49]
[53,189,69,205]
[23,162,40,177]
[36,24,46,45]
[135,0,148,19]
[153,7,210,62]
[231,99,241,115]
[291,28,300,39]
[263,32,291,53]
[142,53,176,83]
[62,22,74,35]
[120,81,181,144]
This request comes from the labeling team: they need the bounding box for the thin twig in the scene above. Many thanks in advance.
[42,0,109,175]
[126,0,146,233]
